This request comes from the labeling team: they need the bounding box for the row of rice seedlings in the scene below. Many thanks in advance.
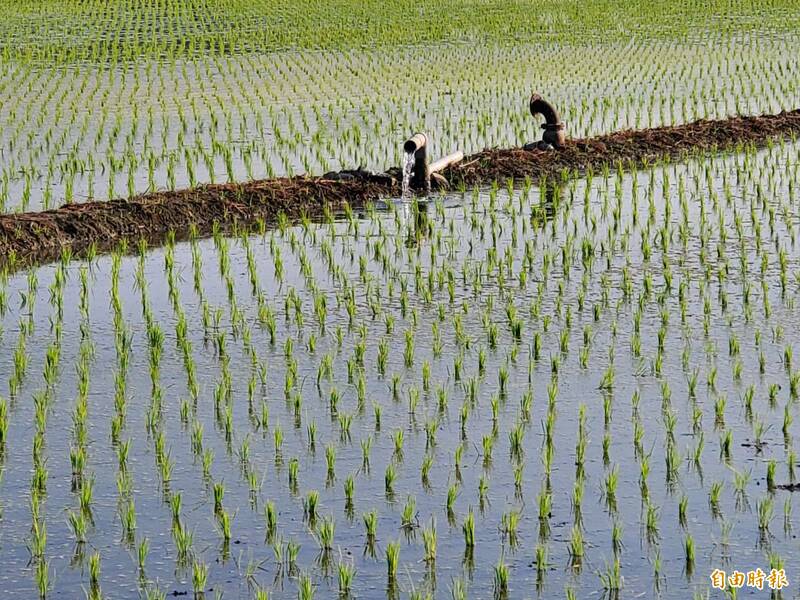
[8,0,798,61]
[3,134,800,596]
[1,5,798,211]
[19,256,71,596]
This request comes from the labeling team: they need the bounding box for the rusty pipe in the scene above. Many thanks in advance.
[529,94,566,147]
[403,132,429,191]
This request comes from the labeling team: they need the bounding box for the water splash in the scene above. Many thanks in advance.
[401,150,415,200]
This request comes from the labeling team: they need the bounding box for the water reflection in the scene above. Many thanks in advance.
[398,199,432,248]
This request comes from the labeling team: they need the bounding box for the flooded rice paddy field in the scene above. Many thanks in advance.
[2,137,800,598]
[3,1,800,598]
[1,0,799,213]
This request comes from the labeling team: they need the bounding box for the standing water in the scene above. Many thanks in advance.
[401,150,415,199]
[1,142,800,599]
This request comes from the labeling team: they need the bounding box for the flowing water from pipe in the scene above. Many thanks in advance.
[401,150,415,199]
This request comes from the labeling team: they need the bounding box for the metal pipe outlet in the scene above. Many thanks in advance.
[403,133,429,191]
[529,94,566,147]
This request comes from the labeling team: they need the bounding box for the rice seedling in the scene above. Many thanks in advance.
[338,560,355,596]
[392,429,404,456]
[385,540,400,582]
[29,514,47,561]
[173,524,194,564]
[360,435,372,466]
[138,538,149,573]
[684,534,695,571]
[449,576,468,600]
[535,544,548,580]
[384,464,396,497]
[767,459,777,491]
[213,482,225,515]
[599,558,623,591]
[605,465,619,505]
[446,484,459,518]
[217,508,233,544]
[192,560,209,595]
[401,495,416,529]
[325,444,336,480]
[265,501,278,542]
[709,481,723,514]
[287,540,301,571]
[757,497,774,532]
[598,366,615,390]
[494,557,509,596]
[88,551,101,589]
[568,524,584,562]
[363,510,378,541]
[316,516,335,550]
[422,520,437,562]
[120,498,137,542]
[609,518,623,552]
[35,560,50,599]
[304,491,319,523]
[297,573,315,600]
[67,510,87,544]
[462,509,475,548]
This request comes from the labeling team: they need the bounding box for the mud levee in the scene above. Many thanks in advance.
[2,109,799,269]
[442,109,800,185]
[0,178,391,268]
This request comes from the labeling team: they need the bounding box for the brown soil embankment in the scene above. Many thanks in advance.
[2,109,799,268]
[444,109,800,184]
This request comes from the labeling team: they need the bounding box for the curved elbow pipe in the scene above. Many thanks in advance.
[530,94,560,124]
[529,94,565,147]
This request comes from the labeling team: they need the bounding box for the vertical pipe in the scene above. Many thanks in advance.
[404,133,429,191]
